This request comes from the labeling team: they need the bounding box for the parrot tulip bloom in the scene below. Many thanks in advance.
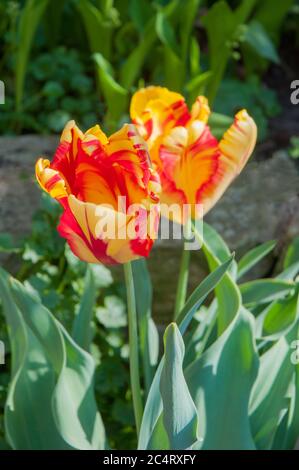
[35,121,161,264]
[130,86,257,223]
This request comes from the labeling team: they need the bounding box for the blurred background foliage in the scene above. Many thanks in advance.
[0,0,298,139]
[0,0,299,450]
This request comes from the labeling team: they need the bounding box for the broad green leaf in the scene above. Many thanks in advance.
[0,268,69,449]
[186,308,259,450]
[190,37,201,78]
[179,0,201,68]
[75,0,114,59]
[15,0,49,112]
[129,0,154,33]
[176,255,234,334]
[0,268,105,450]
[240,279,295,306]
[202,0,257,103]
[43,0,67,46]
[72,265,96,351]
[138,256,233,449]
[132,259,159,394]
[0,234,21,253]
[120,19,156,89]
[249,323,298,449]
[284,237,299,269]
[284,353,299,449]
[193,221,241,335]
[160,324,199,450]
[238,240,276,279]
[202,222,237,276]
[185,71,212,102]
[163,46,184,91]
[256,292,299,340]
[276,261,299,281]
[252,0,294,44]
[93,53,128,125]
[202,0,235,103]
[244,21,280,64]
[155,6,180,57]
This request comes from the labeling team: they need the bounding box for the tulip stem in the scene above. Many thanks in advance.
[174,220,192,319]
[123,262,143,437]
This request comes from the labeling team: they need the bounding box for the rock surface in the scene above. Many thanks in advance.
[0,135,299,322]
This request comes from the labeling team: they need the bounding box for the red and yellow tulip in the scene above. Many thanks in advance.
[36,121,161,264]
[130,86,257,223]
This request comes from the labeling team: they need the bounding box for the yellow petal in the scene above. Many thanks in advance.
[197,109,257,216]
[130,86,184,122]
[190,96,211,124]
[35,158,68,200]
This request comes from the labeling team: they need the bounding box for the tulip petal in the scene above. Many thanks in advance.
[158,121,219,220]
[196,109,257,215]
[130,86,191,147]
[190,96,211,124]
[77,124,155,208]
[35,158,68,201]
[50,121,84,194]
[59,196,117,264]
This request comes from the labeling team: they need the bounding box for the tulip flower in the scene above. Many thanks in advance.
[130,86,257,223]
[35,121,161,265]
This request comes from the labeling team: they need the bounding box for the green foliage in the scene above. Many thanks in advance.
[0,0,292,135]
[0,194,136,449]
[1,204,299,449]
[0,268,105,449]
[1,46,103,134]
[289,137,299,159]
[213,77,281,141]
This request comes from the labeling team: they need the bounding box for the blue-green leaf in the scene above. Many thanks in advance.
[160,324,199,450]
[186,308,259,449]
[0,268,105,450]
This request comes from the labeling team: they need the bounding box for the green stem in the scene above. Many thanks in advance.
[123,262,143,437]
[174,221,192,320]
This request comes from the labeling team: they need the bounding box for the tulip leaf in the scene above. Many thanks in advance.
[276,261,299,282]
[192,221,241,335]
[129,0,154,33]
[249,322,298,449]
[132,259,159,394]
[0,268,105,450]
[120,19,156,90]
[179,0,201,67]
[176,255,234,334]
[15,0,49,112]
[202,0,257,103]
[284,237,299,270]
[186,308,259,450]
[138,256,233,449]
[244,21,280,64]
[156,10,179,57]
[159,324,199,450]
[72,265,97,351]
[256,292,299,340]
[238,240,276,280]
[93,53,128,126]
[75,0,114,60]
[240,279,295,306]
